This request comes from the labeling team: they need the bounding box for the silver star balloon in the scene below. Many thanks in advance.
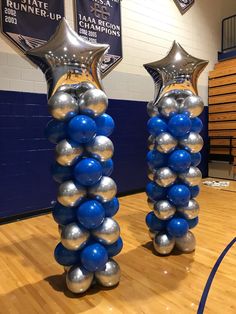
[26,18,109,99]
[144,41,208,103]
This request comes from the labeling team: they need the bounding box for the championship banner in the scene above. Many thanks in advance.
[1,0,65,52]
[74,0,122,75]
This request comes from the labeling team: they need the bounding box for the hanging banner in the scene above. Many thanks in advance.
[1,0,65,52]
[174,0,194,14]
[74,0,122,75]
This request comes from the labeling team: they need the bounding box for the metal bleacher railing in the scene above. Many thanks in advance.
[222,14,236,52]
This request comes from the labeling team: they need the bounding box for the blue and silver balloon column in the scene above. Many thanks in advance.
[144,42,208,255]
[27,19,122,293]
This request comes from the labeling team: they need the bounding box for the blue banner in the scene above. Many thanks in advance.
[74,0,122,75]
[1,0,65,51]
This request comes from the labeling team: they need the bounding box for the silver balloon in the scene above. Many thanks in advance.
[153,232,175,255]
[147,198,155,210]
[155,167,177,187]
[66,265,94,294]
[58,180,86,207]
[79,89,108,117]
[147,168,155,181]
[175,231,196,253]
[177,199,200,219]
[179,167,202,186]
[156,132,177,153]
[158,96,178,117]
[95,259,120,287]
[86,135,114,161]
[56,139,83,166]
[57,82,95,98]
[147,101,159,117]
[92,218,120,245]
[148,229,158,240]
[164,89,193,106]
[148,135,156,150]
[154,200,176,220]
[88,176,117,202]
[48,92,79,120]
[61,223,90,251]
[179,132,203,153]
[180,95,204,117]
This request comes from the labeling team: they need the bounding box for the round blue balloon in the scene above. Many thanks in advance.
[74,158,102,186]
[187,217,199,229]
[146,150,167,170]
[51,162,73,183]
[189,185,200,198]
[52,202,77,225]
[191,152,202,167]
[167,184,191,206]
[45,119,66,144]
[77,200,105,229]
[81,243,108,272]
[147,116,168,136]
[146,182,166,201]
[168,114,192,137]
[67,115,97,144]
[95,113,115,136]
[54,242,80,266]
[191,117,203,133]
[101,159,114,176]
[146,212,167,232]
[102,197,119,217]
[105,237,123,257]
[168,150,191,173]
[167,218,189,237]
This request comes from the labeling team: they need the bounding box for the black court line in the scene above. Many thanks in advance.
[197,237,236,314]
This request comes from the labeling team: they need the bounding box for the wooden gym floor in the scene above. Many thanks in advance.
[0,179,235,314]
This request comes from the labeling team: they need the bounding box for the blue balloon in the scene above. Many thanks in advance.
[146,182,166,201]
[95,113,115,136]
[103,197,119,217]
[187,217,199,229]
[191,152,202,167]
[168,150,191,173]
[67,115,97,144]
[145,212,167,232]
[101,159,114,176]
[167,184,191,206]
[54,242,80,266]
[191,117,203,133]
[74,158,102,186]
[147,116,168,136]
[105,237,123,257]
[77,200,105,229]
[51,162,73,183]
[168,114,192,137]
[146,150,167,170]
[167,218,189,237]
[81,243,108,272]
[52,202,77,225]
[45,119,66,144]
[189,185,200,198]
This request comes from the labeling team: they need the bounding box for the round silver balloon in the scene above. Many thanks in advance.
[57,82,95,98]
[155,167,177,187]
[147,101,159,117]
[164,89,193,106]
[48,92,79,120]
[61,223,90,251]
[148,135,156,150]
[156,132,177,153]
[92,218,120,245]
[79,88,108,117]
[154,200,176,220]
[56,139,84,166]
[88,176,117,202]
[147,168,155,181]
[177,199,200,219]
[86,135,114,161]
[148,229,158,240]
[158,96,179,117]
[147,198,155,210]
[179,95,204,117]
[175,231,196,253]
[153,232,175,255]
[66,265,94,294]
[179,132,203,153]
[58,180,86,207]
[95,259,120,287]
[179,166,202,186]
